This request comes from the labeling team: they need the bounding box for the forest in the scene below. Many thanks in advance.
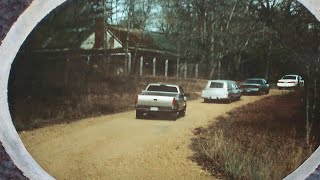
[11,0,320,143]
[63,0,320,145]
[131,0,320,144]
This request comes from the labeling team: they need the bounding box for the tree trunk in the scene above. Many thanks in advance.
[218,60,221,79]
[306,66,312,145]
[265,40,272,80]
[234,53,242,80]
[209,63,216,79]
[124,0,134,75]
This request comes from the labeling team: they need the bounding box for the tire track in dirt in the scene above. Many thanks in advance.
[19,90,284,180]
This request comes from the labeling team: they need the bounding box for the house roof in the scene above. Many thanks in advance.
[108,26,177,54]
[24,1,99,50]
[27,25,178,57]
[22,1,177,57]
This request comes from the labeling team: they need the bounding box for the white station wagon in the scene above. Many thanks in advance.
[201,80,242,103]
[277,75,304,89]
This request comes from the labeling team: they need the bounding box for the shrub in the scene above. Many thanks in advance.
[191,92,317,180]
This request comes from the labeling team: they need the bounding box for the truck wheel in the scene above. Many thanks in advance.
[204,98,209,103]
[136,110,143,119]
[170,112,177,121]
[179,107,186,117]
[265,89,269,94]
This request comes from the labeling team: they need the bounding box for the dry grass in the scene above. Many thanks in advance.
[191,92,318,180]
[11,76,207,131]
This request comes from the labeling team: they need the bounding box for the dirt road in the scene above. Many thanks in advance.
[19,90,283,180]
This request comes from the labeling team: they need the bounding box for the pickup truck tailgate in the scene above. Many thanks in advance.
[137,95,174,107]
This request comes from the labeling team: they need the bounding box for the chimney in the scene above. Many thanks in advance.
[94,17,104,49]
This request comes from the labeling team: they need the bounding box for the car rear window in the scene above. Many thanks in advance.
[210,82,224,88]
[282,75,297,80]
[147,85,178,92]
[244,79,263,84]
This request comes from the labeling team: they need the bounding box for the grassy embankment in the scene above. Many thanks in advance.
[191,91,319,179]
[11,76,206,131]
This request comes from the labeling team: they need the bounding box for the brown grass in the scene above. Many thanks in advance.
[191,92,318,180]
[11,76,207,131]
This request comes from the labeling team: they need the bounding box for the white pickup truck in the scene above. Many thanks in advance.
[134,83,187,120]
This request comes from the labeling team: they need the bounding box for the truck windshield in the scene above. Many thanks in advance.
[147,85,178,93]
[210,82,224,88]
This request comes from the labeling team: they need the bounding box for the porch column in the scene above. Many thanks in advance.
[153,57,156,77]
[140,56,143,76]
[184,62,187,79]
[128,53,132,74]
[165,60,169,77]
[195,63,199,79]
[176,56,180,78]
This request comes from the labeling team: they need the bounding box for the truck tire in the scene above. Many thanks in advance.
[204,98,209,103]
[136,110,143,119]
[179,107,186,117]
[170,112,177,121]
[265,89,269,94]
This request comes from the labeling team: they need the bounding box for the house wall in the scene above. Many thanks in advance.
[107,31,122,49]
[79,30,123,50]
[81,33,95,49]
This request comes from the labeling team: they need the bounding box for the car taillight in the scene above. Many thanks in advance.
[134,95,138,106]
[288,81,297,83]
[172,98,177,109]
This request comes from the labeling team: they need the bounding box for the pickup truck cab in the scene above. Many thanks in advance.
[135,83,187,120]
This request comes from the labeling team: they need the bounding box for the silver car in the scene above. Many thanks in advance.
[201,80,242,103]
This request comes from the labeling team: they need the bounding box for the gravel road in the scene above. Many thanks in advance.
[19,90,282,180]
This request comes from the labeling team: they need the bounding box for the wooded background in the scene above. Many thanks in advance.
[8,0,320,143]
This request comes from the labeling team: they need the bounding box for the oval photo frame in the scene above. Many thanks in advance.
[0,0,319,179]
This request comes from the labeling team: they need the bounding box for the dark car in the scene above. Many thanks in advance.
[240,78,270,95]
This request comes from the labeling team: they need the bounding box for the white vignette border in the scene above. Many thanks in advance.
[0,0,319,179]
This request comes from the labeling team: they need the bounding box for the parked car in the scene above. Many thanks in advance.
[201,80,242,103]
[240,78,270,95]
[135,83,187,120]
[277,75,304,89]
